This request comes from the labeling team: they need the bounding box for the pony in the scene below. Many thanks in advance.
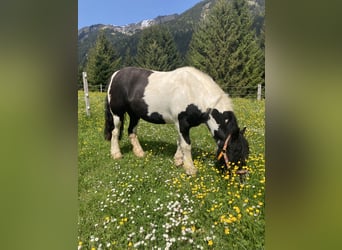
[104,66,249,176]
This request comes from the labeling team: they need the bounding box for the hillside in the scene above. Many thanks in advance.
[78,0,264,68]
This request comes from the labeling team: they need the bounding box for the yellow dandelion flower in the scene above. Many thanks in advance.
[128,242,133,247]
[208,240,213,246]
[224,228,230,235]
[220,215,225,222]
[233,206,240,213]
[196,193,205,199]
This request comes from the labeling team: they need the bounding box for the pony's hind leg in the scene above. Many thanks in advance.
[128,115,145,157]
[111,115,123,159]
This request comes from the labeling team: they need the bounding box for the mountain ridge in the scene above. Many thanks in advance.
[78,13,180,39]
[78,0,264,67]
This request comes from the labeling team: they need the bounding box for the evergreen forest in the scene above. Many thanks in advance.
[78,0,265,98]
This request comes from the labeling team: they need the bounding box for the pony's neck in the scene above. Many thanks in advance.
[206,109,237,145]
[206,114,219,138]
[205,95,234,141]
[206,113,226,144]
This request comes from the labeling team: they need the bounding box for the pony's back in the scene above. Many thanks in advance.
[151,67,233,113]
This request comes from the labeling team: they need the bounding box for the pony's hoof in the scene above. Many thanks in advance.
[185,167,198,176]
[134,150,145,158]
[174,157,183,167]
[111,152,122,159]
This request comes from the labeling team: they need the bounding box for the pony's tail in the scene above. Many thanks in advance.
[104,96,114,141]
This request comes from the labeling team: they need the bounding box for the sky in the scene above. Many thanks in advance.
[78,0,203,29]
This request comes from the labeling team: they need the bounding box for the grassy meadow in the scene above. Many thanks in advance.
[78,91,265,249]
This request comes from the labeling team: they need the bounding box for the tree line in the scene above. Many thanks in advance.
[80,0,264,97]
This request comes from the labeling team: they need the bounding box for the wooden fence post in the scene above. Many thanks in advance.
[257,84,262,100]
[82,72,91,116]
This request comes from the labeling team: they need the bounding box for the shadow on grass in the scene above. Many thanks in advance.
[120,139,211,160]
[120,139,176,158]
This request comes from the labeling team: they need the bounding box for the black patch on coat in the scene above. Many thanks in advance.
[115,67,165,124]
[178,104,210,144]
[105,67,166,138]
[147,112,165,124]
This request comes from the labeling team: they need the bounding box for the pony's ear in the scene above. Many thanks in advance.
[240,127,247,135]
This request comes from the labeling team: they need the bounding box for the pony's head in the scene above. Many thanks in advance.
[212,110,249,172]
[217,127,249,171]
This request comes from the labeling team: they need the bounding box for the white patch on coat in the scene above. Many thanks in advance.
[143,67,233,123]
[110,115,122,159]
[107,70,119,103]
[207,115,219,136]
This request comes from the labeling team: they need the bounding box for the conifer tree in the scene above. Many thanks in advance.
[123,47,134,67]
[187,0,264,97]
[85,31,121,90]
[135,26,181,71]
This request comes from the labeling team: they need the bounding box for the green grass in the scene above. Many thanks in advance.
[78,91,265,249]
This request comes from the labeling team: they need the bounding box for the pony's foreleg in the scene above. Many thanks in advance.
[179,136,197,176]
[174,140,183,166]
[111,115,122,159]
[128,117,145,158]
[176,123,197,176]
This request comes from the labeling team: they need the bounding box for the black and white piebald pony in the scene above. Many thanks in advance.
[104,67,249,176]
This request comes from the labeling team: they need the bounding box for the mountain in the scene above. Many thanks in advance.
[78,0,264,68]
[77,14,183,67]
[78,14,179,40]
